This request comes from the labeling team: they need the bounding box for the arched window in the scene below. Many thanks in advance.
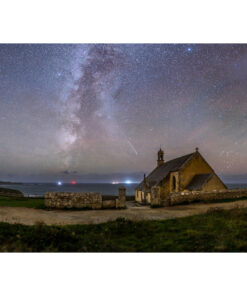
[172,176,177,192]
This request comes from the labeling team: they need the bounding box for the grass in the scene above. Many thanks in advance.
[1,207,247,251]
[0,197,45,209]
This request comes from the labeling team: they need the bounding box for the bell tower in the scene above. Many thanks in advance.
[157,147,164,166]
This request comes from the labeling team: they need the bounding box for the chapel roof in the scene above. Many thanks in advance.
[185,173,213,191]
[136,152,194,191]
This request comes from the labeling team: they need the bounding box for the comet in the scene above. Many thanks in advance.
[127,140,138,155]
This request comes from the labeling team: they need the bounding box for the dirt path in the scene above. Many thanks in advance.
[0,200,247,225]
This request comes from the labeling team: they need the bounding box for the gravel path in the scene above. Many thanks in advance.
[0,200,246,225]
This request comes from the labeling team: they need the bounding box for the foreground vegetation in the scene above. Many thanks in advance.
[1,207,247,251]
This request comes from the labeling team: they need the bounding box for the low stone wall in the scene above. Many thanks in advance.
[45,187,126,210]
[102,199,116,209]
[167,188,247,206]
[45,192,102,209]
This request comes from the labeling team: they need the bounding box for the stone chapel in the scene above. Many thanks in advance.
[135,147,227,204]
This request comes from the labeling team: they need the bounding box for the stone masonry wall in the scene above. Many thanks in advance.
[45,187,126,210]
[150,186,161,207]
[167,188,247,206]
[45,192,102,209]
[102,199,116,209]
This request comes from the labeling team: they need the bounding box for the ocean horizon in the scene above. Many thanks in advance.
[0,182,138,197]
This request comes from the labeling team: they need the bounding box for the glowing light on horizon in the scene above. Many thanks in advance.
[57,181,62,186]
[112,181,119,184]
[125,180,132,184]
[71,181,76,185]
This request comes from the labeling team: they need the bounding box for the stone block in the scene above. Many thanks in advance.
[116,198,125,208]
[118,187,126,198]
[116,187,126,208]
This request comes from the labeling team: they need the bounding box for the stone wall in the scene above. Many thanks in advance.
[150,186,161,207]
[45,187,126,210]
[45,192,102,209]
[167,188,247,206]
[102,199,116,209]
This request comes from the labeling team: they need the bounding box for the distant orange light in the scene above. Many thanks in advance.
[71,181,76,185]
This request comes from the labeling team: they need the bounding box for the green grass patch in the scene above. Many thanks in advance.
[0,197,45,209]
[1,207,247,251]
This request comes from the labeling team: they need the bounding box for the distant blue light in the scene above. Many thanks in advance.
[125,180,132,184]
[187,47,192,52]
[57,181,62,186]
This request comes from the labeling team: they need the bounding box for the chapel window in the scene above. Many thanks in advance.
[172,176,177,192]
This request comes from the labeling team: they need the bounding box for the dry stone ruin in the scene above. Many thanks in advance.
[45,187,126,210]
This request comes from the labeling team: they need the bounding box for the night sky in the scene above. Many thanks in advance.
[1,44,247,183]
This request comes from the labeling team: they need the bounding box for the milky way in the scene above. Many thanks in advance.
[1,44,247,182]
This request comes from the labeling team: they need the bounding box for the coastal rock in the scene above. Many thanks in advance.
[0,187,24,199]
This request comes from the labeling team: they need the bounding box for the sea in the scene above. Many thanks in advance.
[0,182,246,197]
[0,183,138,197]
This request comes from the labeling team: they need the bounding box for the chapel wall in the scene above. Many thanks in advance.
[179,153,214,190]
[201,174,227,192]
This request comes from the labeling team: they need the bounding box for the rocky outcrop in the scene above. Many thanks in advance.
[0,187,24,199]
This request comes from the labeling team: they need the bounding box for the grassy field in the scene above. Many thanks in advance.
[1,207,247,251]
[0,197,45,209]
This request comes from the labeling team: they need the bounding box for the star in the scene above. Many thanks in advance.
[0,44,247,183]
